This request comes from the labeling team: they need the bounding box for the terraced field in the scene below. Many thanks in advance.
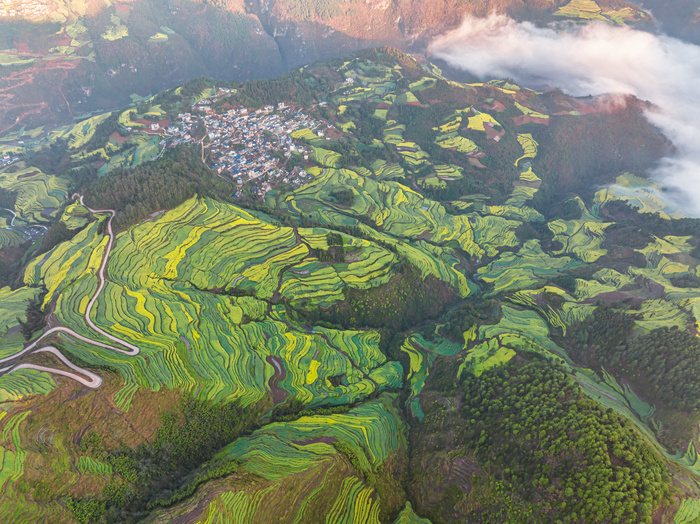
[1,50,698,524]
[0,286,40,356]
[594,173,685,219]
[477,239,580,296]
[514,133,538,166]
[0,165,70,224]
[14,196,405,410]
[554,0,644,24]
[150,395,406,523]
[46,112,113,150]
[401,335,460,419]
[548,197,613,263]
[283,166,519,264]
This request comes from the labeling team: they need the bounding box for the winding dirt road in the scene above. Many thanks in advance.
[3,208,16,227]
[0,197,140,388]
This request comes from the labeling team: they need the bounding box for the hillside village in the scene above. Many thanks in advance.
[0,154,20,169]
[168,99,332,198]
[0,0,51,18]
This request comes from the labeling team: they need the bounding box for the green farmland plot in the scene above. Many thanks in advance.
[0,166,70,224]
[514,133,538,166]
[509,287,596,328]
[149,395,406,523]
[394,502,432,524]
[0,286,40,356]
[24,217,108,309]
[395,142,431,171]
[401,335,461,420]
[46,112,113,150]
[547,197,613,263]
[219,395,406,475]
[285,167,518,261]
[434,133,478,154]
[0,368,56,403]
[0,224,24,250]
[30,197,405,409]
[477,239,580,296]
[382,122,405,145]
[370,160,405,180]
[60,200,90,230]
[464,304,572,370]
[279,239,397,308]
[675,499,700,524]
[594,173,685,220]
[409,77,437,92]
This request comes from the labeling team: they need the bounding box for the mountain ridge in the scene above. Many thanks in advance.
[0,0,658,133]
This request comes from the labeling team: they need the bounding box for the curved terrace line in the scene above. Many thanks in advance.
[0,196,140,388]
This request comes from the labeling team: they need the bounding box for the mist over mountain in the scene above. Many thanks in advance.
[0,0,661,132]
[430,14,700,216]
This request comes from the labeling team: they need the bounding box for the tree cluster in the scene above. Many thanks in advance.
[453,360,671,523]
[70,397,259,523]
[83,146,233,230]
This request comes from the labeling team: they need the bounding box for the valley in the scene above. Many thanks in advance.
[0,47,699,522]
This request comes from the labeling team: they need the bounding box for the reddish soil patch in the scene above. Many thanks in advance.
[132,118,154,126]
[109,132,130,144]
[582,291,628,304]
[376,102,391,109]
[484,100,506,112]
[484,126,506,141]
[513,115,550,126]
[114,2,131,13]
[407,101,423,107]
[292,436,337,446]
[13,42,30,54]
[54,33,72,47]
[571,99,601,115]
[266,355,288,405]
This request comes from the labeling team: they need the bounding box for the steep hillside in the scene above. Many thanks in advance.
[0,0,653,133]
[1,49,699,523]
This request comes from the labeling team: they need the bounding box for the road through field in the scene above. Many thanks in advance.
[0,196,140,388]
[3,208,16,226]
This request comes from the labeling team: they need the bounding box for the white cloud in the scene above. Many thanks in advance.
[429,14,700,216]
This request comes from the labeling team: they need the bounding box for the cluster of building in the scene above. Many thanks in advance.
[168,101,330,198]
[0,0,51,19]
[0,154,19,169]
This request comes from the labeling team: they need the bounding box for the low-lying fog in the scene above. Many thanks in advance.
[429,14,700,216]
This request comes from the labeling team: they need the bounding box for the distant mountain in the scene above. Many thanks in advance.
[0,0,657,133]
[629,0,700,43]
